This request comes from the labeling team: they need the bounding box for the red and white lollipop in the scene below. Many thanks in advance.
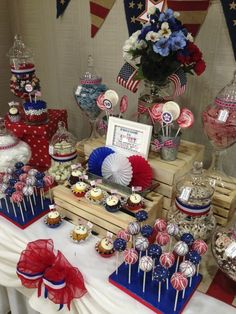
[154,218,167,232]
[117,229,131,242]
[160,252,175,289]
[156,231,170,247]
[192,239,208,275]
[124,248,138,284]
[179,260,196,291]
[119,95,128,118]
[175,108,194,137]
[171,272,188,311]
[174,241,189,272]
[139,256,154,292]
[151,103,163,122]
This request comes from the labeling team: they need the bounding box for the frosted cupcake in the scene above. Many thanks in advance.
[71,224,90,242]
[46,210,62,226]
[68,169,84,185]
[71,182,88,197]
[126,193,144,211]
[104,195,122,212]
[95,237,114,257]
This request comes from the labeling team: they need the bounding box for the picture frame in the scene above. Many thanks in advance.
[106,117,153,160]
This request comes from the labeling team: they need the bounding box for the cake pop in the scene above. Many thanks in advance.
[114,238,127,275]
[153,265,169,302]
[171,272,188,311]
[141,225,153,238]
[135,236,149,273]
[154,218,167,232]
[135,210,148,225]
[127,221,140,248]
[11,191,24,222]
[192,240,207,275]
[156,231,170,247]
[22,185,35,216]
[179,260,196,289]
[15,162,24,169]
[139,256,153,292]
[180,233,194,246]
[160,252,175,269]
[19,173,27,182]
[174,241,189,272]
[166,223,179,250]
[117,230,130,242]
[124,248,138,284]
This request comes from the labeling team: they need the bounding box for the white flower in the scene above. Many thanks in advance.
[145,31,160,42]
[186,33,194,42]
[148,6,156,15]
[129,30,141,44]
[123,51,133,62]
[174,11,180,18]
[157,22,171,39]
[135,39,147,49]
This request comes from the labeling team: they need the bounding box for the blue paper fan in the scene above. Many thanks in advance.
[88,146,114,177]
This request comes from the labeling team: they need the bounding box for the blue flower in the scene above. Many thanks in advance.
[159,9,174,22]
[168,17,182,32]
[138,24,153,40]
[153,38,170,56]
[170,31,187,51]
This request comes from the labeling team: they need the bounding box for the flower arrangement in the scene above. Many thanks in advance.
[123,7,206,84]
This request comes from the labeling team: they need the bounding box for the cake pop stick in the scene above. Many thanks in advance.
[5,187,16,217]
[36,180,45,209]
[114,238,127,275]
[22,185,35,216]
[174,241,189,272]
[179,260,196,296]
[135,236,149,273]
[12,191,24,222]
[171,272,188,311]
[124,248,138,284]
[186,250,201,279]
[0,184,9,213]
[153,265,168,302]
[141,225,153,239]
[139,256,153,293]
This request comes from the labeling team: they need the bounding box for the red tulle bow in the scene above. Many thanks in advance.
[16,239,87,310]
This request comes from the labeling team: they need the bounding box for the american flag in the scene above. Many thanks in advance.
[169,68,187,98]
[116,62,140,93]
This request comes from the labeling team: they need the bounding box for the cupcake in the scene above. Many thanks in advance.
[126,193,143,211]
[46,210,62,226]
[71,182,88,197]
[90,187,103,201]
[8,106,21,123]
[104,195,122,213]
[71,224,90,242]
[95,237,114,257]
[68,169,84,185]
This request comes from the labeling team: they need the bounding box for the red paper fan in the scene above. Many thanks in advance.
[128,155,153,191]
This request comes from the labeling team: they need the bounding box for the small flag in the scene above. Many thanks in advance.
[56,0,71,18]
[169,68,187,98]
[220,0,236,60]
[117,62,140,93]
[90,0,116,37]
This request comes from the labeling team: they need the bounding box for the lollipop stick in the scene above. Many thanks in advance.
[158,282,161,302]
[175,127,181,138]
[174,290,179,311]
[116,252,119,275]
[189,276,192,287]
[23,198,27,211]
[175,256,180,272]
[4,198,9,213]
[138,251,142,273]
[29,93,32,102]
[182,288,186,299]
[166,278,169,290]
[142,271,146,293]
[1,198,4,210]
[152,258,156,280]
[197,264,200,276]
[32,191,36,205]
[169,237,172,251]
[40,189,44,209]
[49,189,53,203]
[11,199,17,217]
[128,264,131,284]
[132,235,135,249]
[29,196,35,216]
[19,202,25,222]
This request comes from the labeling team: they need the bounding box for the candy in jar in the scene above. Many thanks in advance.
[168,161,216,241]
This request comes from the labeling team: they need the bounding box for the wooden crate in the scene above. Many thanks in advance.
[53,185,163,238]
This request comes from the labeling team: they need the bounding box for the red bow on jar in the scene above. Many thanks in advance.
[16,239,87,310]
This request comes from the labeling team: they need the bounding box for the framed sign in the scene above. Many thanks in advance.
[106,117,152,160]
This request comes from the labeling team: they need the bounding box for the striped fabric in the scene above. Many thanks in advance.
[167,0,210,36]
[90,0,116,37]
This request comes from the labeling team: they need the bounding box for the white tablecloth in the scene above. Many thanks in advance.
[0,215,235,314]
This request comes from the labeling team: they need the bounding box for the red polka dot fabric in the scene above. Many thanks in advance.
[5,109,68,170]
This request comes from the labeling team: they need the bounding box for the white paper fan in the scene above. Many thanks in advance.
[101,153,133,186]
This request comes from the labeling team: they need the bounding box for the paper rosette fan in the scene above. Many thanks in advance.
[102,153,133,186]
[88,146,114,176]
[128,155,153,190]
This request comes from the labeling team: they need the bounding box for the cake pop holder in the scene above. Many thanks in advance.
[109,261,202,314]
[0,195,51,229]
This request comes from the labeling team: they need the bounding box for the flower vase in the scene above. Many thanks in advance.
[158,130,181,161]
[138,80,174,137]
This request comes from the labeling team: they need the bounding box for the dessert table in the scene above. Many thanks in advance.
[0,215,235,314]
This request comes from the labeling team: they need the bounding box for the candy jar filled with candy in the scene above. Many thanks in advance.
[48,121,78,184]
[74,55,107,139]
[0,117,31,172]
[202,72,236,186]
[168,161,216,241]
[7,35,40,100]
[212,213,236,282]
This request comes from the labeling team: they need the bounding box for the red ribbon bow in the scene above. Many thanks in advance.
[16,239,87,310]
[152,139,176,150]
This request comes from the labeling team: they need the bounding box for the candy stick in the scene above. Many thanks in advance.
[166,278,169,290]
[5,198,10,213]
[128,264,132,284]
[10,199,17,217]
[116,252,119,275]
[189,276,192,287]
[174,290,179,311]
[175,127,181,138]
[197,264,200,276]
[175,256,180,272]
[182,287,186,299]
[29,196,35,216]
[138,250,142,273]
[158,282,161,302]
[23,198,27,211]
[18,202,25,222]
[143,271,147,293]
[40,189,44,209]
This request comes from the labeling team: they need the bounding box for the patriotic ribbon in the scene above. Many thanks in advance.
[214,97,236,109]
[51,151,77,162]
[175,197,211,216]
[152,139,176,150]
[0,140,20,150]
[138,102,156,125]
[11,67,35,75]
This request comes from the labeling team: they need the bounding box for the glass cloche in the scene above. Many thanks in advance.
[168,161,216,241]
[0,117,31,172]
[212,213,236,282]
[202,72,236,187]
[48,121,78,183]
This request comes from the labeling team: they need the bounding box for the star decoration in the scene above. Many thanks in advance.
[229,1,236,10]
[131,16,136,23]
[233,19,236,26]
[137,2,144,10]
[137,0,165,24]
[129,1,135,9]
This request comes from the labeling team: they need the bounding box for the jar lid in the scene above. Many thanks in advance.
[7,35,33,59]
[214,71,236,109]
[80,55,102,85]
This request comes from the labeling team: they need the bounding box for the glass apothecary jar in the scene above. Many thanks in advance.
[168,161,216,241]
[48,121,78,184]
[212,215,236,282]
